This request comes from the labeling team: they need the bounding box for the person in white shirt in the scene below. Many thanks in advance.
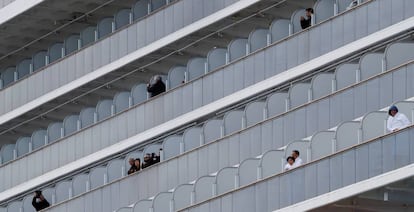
[284,156,295,171]
[292,150,303,167]
[387,105,411,132]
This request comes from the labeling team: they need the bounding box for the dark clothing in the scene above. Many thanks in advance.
[142,159,154,169]
[32,197,50,211]
[153,155,160,163]
[127,165,139,175]
[300,17,311,29]
[141,161,152,169]
[147,81,166,97]
[142,157,153,169]
[151,153,160,164]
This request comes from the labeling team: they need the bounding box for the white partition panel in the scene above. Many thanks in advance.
[223,110,244,135]
[89,166,107,190]
[131,83,148,105]
[80,26,96,47]
[0,144,14,164]
[55,180,72,204]
[270,19,290,43]
[309,131,335,160]
[64,34,80,56]
[359,53,383,81]
[31,129,47,150]
[266,92,288,118]
[96,99,113,121]
[16,137,30,157]
[1,67,16,87]
[22,195,35,212]
[133,0,150,20]
[133,199,152,212]
[259,150,284,179]
[334,63,358,90]
[186,57,207,81]
[238,158,260,186]
[248,28,269,53]
[113,91,131,113]
[48,43,63,63]
[151,0,166,11]
[183,127,202,151]
[206,48,226,72]
[168,66,186,89]
[228,38,247,62]
[72,173,90,197]
[152,192,173,212]
[107,159,125,183]
[311,73,334,100]
[335,121,360,151]
[6,201,22,212]
[47,122,63,143]
[361,111,388,140]
[63,115,80,136]
[79,107,96,128]
[216,167,238,195]
[162,135,182,160]
[32,51,47,71]
[115,9,131,29]
[97,17,114,39]
[288,83,310,109]
[193,176,215,203]
[203,119,223,144]
[16,59,31,79]
[314,0,335,24]
[244,101,265,127]
[42,187,55,205]
[172,184,193,211]
[385,42,414,70]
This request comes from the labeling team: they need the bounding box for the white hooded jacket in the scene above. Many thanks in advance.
[387,112,410,132]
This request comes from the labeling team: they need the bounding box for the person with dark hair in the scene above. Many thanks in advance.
[141,153,153,169]
[127,158,140,175]
[292,150,303,167]
[32,190,50,211]
[387,105,410,132]
[147,75,166,98]
[152,148,162,164]
[151,153,158,163]
[284,156,296,171]
[300,8,314,29]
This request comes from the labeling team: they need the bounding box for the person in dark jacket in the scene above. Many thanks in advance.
[32,191,50,211]
[141,153,153,169]
[147,75,166,97]
[127,158,140,175]
[300,8,314,29]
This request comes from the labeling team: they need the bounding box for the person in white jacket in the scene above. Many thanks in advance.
[387,105,411,132]
[284,156,296,171]
[292,150,303,167]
